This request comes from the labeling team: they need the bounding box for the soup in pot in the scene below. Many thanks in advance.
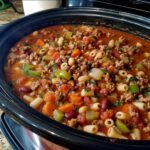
[5,25,150,140]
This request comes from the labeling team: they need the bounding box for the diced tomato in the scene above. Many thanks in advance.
[60,84,70,93]
[100,109,114,120]
[51,52,60,60]
[107,65,116,72]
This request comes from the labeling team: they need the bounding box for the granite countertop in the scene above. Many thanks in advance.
[0,0,24,24]
[0,1,24,149]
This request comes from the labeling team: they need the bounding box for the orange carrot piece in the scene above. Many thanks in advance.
[121,103,135,114]
[71,49,81,58]
[60,84,70,93]
[51,52,60,60]
[36,39,45,46]
[42,102,56,116]
[59,103,74,113]
[44,92,56,102]
[69,94,82,103]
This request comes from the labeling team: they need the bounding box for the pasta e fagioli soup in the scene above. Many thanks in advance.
[5,25,150,140]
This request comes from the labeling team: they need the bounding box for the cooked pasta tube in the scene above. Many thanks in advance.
[117,83,128,92]
[30,97,43,109]
[132,102,146,111]
[147,112,150,122]
[104,119,114,128]
[97,132,106,137]
[83,125,98,134]
[23,95,34,102]
[115,111,130,120]
[130,128,141,140]
[107,126,128,139]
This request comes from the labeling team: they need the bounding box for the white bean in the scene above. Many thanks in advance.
[57,37,64,46]
[78,75,90,82]
[108,40,115,48]
[23,95,34,102]
[68,58,75,66]
[30,97,43,109]
[78,106,88,113]
[90,103,100,110]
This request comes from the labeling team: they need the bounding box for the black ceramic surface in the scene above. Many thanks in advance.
[0,7,150,150]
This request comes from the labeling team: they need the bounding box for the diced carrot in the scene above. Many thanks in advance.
[121,103,135,114]
[51,52,60,60]
[60,84,70,93]
[69,93,82,106]
[71,49,81,58]
[42,102,56,116]
[59,103,74,113]
[44,92,56,102]
[36,39,45,46]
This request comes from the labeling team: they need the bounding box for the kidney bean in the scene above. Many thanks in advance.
[101,98,110,110]
[24,49,32,55]
[65,110,78,120]
[77,114,87,126]
[18,86,32,94]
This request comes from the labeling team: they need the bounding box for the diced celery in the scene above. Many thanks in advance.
[53,109,64,122]
[129,84,139,93]
[116,119,130,133]
[55,70,71,80]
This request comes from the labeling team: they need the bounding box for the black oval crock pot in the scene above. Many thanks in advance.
[0,7,150,150]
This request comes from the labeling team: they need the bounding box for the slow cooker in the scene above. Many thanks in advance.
[0,0,150,150]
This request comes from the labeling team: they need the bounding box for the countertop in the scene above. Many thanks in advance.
[0,0,24,24]
[0,1,23,149]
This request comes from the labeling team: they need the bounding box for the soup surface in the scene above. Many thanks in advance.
[5,25,150,140]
